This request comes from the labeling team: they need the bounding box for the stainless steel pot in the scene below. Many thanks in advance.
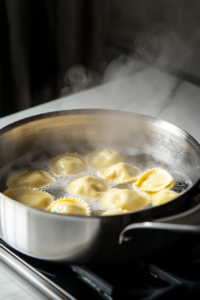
[1,109,200,264]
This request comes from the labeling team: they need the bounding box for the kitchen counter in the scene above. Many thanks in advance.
[0,271,35,300]
[1,68,200,142]
[0,67,200,299]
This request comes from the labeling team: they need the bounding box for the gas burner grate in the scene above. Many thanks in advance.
[1,238,200,300]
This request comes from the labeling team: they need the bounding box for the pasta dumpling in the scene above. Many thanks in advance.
[7,170,55,189]
[4,188,53,210]
[98,162,140,183]
[48,198,91,216]
[101,208,128,216]
[67,176,110,199]
[99,188,150,212]
[86,149,125,170]
[50,153,87,176]
[134,168,174,192]
[151,189,179,206]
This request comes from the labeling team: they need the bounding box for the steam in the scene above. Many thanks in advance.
[134,24,198,72]
[60,57,145,97]
[60,23,199,97]
[60,65,102,97]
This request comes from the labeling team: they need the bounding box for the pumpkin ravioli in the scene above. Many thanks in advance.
[86,149,125,170]
[98,162,140,183]
[134,168,174,192]
[151,189,179,206]
[101,208,128,216]
[67,176,110,199]
[50,152,87,176]
[99,188,150,212]
[48,197,91,216]
[7,170,55,189]
[4,188,53,210]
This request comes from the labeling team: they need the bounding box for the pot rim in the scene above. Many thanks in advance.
[1,108,200,220]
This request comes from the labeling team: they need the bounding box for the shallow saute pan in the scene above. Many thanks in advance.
[0,109,200,264]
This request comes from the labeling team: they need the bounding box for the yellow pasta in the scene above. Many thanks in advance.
[7,170,55,189]
[99,188,150,212]
[4,188,53,210]
[134,168,174,192]
[98,162,140,183]
[67,176,110,199]
[151,189,179,206]
[86,149,125,170]
[48,198,91,216]
[165,179,175,189]
[50,153,87,176]
[101,208,128,216]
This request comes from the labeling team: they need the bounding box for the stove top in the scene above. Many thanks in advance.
[1,233,200,300]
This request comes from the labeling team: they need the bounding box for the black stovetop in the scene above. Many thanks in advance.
[1,234,200,300]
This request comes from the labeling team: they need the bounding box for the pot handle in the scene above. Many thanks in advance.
[119,222,200,244]
[119,202,200,245]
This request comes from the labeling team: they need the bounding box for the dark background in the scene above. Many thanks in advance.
[1,0,200,117]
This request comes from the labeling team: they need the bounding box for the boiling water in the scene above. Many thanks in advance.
[0,144,192,215]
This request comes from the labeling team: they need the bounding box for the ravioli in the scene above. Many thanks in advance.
[134,168,174,192]
[4,188,53,210]
[99,188,150,212]
[50,153,87,176]
[48,198,91,216]
[165,179,175,189]
[86,149,125,170]
[7,170,55,189]
[98,162,140,183]
[151,189,179,206]
[67,176,110,199]
[101,208,128,216]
